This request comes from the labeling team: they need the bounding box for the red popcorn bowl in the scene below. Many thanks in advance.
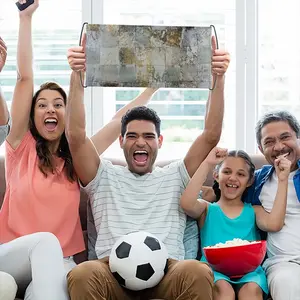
[203,240,267,278]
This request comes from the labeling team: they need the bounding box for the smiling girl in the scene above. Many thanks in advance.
[180,147,290,300]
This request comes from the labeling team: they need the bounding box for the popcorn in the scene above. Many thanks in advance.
[206,238,257,248]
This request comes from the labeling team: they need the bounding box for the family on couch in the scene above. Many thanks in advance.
[0,1,299,300]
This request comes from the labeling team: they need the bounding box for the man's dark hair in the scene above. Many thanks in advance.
[121,106,161,137]
[256,111,300,147]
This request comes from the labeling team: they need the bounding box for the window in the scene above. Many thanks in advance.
[1,0,295,158]
[96,0,236,160]
[258,0,300,119]
[0,0,85,134]
[0,0,89,152]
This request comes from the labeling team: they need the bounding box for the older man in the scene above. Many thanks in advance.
[243,111,300,300]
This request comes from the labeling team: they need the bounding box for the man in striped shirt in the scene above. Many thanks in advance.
[66,37,230,300]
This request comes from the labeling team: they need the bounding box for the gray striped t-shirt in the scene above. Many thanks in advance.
[82,159,190,260]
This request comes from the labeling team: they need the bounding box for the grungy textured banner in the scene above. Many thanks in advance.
[85,24,213,88]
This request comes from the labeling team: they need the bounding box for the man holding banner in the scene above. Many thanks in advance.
[65,29,230,300]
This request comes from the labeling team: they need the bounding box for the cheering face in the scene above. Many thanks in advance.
[33,89,66,142]
[215,157,252,201]
[259,121,299,171]
[119,120,163,175]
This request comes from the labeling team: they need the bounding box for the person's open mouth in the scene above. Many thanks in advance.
[44,118,58,132]
[133,150,148,166]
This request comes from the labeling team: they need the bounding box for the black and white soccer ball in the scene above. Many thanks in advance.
[109,231,169,291]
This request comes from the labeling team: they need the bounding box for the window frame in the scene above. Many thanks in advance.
[235,0,258,153]
[0,0,265,155]
[87,0,259,154]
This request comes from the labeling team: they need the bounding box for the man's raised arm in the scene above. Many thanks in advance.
[66,42,100,186]
[184,37,230,177]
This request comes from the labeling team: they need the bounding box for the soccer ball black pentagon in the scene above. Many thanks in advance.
[109,231,168,291]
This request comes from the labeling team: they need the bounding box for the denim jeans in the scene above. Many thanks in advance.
[183,216,199,260]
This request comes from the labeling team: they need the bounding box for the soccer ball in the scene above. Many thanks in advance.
[109,231,169,291]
